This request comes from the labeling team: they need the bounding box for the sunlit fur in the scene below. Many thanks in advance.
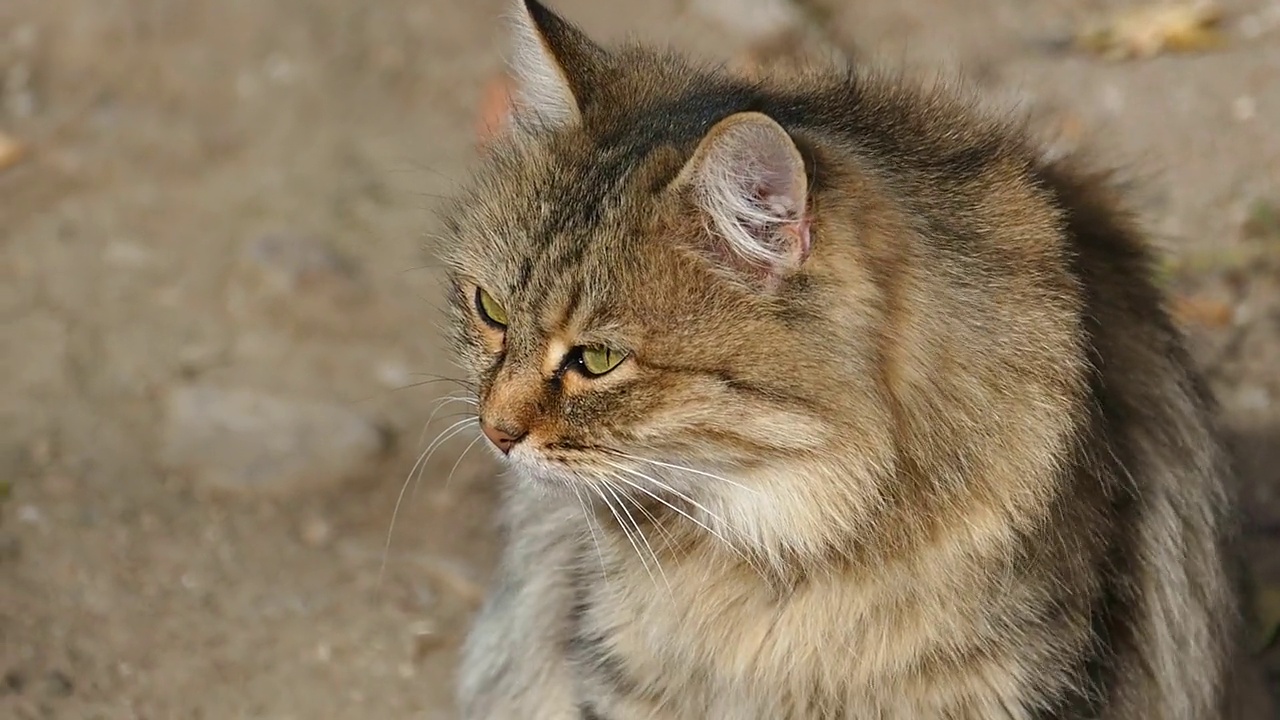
[442,2,1242,718]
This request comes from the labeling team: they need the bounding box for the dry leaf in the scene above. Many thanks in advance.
[1169,294,1235,328]
[0,130,26,172]
[1075,1,1226,60]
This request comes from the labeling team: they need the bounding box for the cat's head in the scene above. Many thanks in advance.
[440,2,861,491]
[436,1,1082,565]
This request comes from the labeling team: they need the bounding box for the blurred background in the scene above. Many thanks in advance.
[0,0,1277,717]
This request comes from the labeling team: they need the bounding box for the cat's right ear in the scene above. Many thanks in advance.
[502,0,607,131]
[669,112,812,287]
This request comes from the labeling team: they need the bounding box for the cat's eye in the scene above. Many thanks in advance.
[475,287,508,328]
[577,345,627,377]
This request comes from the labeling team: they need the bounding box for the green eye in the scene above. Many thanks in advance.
[475,287,508,327]
[578,345,627,376]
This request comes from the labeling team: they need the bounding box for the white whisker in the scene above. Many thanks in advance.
[602,461,751,563]
[380,416,478,584]
[444,432,485,491]
[597,480,658,588]
[614,451,760,495]
[603,477,671,593]
[572,486,610,587]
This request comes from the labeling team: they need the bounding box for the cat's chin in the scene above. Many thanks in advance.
[500,449,589,496]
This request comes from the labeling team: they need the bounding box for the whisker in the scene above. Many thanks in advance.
[608,472,679,556]
[613,451,760,495]
[601,461,747,558]
[599,460,732,537]
[408,416,479,504]
[597,481,657,587]
[572,486,610,587]
[602,477,671,593]
[414,395,479,455]
[380,416,477,584]
[443,433,485,492]
[602,461,766,577]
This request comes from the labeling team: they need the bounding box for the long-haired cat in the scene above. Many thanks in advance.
[439,1,1243,717]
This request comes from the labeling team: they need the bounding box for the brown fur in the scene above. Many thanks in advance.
[440,2,1243,717]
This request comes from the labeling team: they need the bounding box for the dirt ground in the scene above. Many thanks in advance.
[1,0,1277,717]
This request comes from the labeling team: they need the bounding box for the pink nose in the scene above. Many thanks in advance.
[481,421,525,454]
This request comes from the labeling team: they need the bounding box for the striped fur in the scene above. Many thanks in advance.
[440,2,1243,717]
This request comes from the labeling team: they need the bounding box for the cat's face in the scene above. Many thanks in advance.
[439,134,835,499]
[435,4,863,507]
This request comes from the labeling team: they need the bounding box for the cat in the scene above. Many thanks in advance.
[438,1,1245,717]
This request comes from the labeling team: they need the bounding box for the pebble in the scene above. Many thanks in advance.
[300,515,334,547]
[27,437,53,467]
[690,0,806,42]
[0,534,21,563]
[102,241,155,269]
[229,233,373,332]
[1233,95,1258,122]
[1236,385,1274,412]
[239,233,365,301]
[374,360,413,390]
[45,670,74,698]
[160,383,394,497]
[41,473,78,498]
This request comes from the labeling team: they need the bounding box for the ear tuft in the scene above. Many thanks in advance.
[672,112,811,283]
[503,0,604,130]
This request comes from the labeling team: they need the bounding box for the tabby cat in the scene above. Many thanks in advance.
[440,1,1243,717]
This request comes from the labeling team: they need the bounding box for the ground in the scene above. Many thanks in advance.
[1,0,1277,717]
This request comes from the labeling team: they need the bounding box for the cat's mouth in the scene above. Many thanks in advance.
[501,440,730,513]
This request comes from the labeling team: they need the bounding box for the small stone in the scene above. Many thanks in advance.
[28,437,53,466]
[229,233,372,332]
[44,671,73,698]
[374,360,412,390]
[16,505,42,524]
[160,383,394,497]
[420,558,485,607]
[9,23,38,50]
[1237,385,1273,412]
[176,343,225,377]
[102,241,154,269]
[0,534,21,563]
[315,642,332,663]
[690,0,807,42]
[300,515,333,547]
[3,669,26,695]
[1232,95,1257,122]
[239,233,365,301]
[264,53,297,84]
[408,619,444,662]
[41,473,77,498]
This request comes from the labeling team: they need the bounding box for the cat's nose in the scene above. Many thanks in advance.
[481,420,525,455]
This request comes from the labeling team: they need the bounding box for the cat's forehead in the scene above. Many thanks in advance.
[454,137,659,264]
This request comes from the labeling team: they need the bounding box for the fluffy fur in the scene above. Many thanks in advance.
[438,1,1243,717]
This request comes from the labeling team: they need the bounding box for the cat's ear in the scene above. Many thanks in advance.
[504,0,606,129]
[671,112,812,284]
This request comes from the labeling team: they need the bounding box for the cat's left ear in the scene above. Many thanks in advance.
[504,0,607,130]
[670,112,812,284]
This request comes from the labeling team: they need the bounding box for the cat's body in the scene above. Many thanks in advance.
[442,2,1243,718]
